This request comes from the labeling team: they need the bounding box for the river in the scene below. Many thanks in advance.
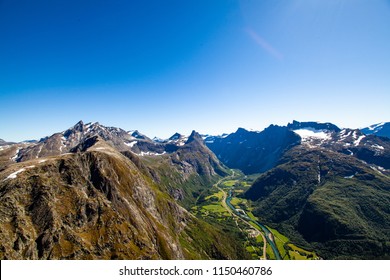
[225,189,282,260]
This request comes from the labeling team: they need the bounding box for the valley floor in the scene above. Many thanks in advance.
[191,170,319,260]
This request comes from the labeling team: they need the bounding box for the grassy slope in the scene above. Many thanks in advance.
[245,146,390,259]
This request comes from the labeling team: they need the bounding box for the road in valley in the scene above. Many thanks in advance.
[215,172,281,260]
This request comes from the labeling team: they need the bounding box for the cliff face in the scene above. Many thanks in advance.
[0,137,237,260]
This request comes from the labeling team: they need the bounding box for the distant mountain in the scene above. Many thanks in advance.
[242,120,390,259]
[206,120,389,175]
[6,121,181,163]
[0,139,16,146]
[361,122,390,138]
[289,123,390,170]
[287,120,341,132]
[205,125,300,174]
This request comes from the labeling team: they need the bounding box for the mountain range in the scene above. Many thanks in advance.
[0,120,389,259]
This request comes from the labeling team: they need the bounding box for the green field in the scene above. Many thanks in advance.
[230,197,242,206]
[247,212,258,221]
[205,190,224,201]
[202,204,228,213]
[222,180,237,187]
[287,244,318,260]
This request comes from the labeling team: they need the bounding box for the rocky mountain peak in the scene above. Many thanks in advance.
[235,127,249,134]
[73,120,85,130]
[185,130,203,145]
[130,130,149,140]
[287,120,341,132]
[263,124,286,133]
[169,133,182,141]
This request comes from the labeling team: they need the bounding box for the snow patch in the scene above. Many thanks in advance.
[4,165,35,180]
[294,128,331,140]
[124,141,138,148]
[138,151,166,156]
[370,166,384,175]
[367,122,385,131]
[354,135,366,146]
[11,148,20,161]
[153,137,165,143]
[339,129,352,140]
[5,168,26,180]
[36,145,43,158]
[177,140,187,146]
[372,144,384,150]
[377,166,386,172]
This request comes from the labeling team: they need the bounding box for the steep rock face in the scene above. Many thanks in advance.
[206,125,300,174]
[0,137,237,260]
[180,131,228,178]
[245,146,390,259]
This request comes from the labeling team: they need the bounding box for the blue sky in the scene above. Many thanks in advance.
[1,0,390,141]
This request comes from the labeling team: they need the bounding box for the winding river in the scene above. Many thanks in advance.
[225,189,282,260]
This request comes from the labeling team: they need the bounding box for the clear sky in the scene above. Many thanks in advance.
[1,0,390,141]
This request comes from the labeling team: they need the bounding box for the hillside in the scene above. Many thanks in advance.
[0,134,242,259]
[1,119,389,260]
[245,145,390,259]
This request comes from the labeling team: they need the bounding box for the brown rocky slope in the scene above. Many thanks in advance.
[0,136,242,259]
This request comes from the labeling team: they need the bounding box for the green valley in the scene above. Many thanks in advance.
[190,170,319,260]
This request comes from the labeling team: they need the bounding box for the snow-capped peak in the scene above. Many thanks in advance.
[366,122,385,131]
